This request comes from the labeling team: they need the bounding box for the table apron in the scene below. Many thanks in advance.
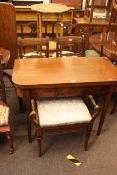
[17,84,116,100]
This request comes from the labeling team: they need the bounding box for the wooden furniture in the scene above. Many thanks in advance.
[18,37,49,58]
[31,3,74,38]
[108,0,117,113]
[89,32,117,62]
[56,35,85,57]
[0,3,17,68]
[15,6,74,38]
[84,0,112,22]
[73,17,116,49]
[29,95,100,156]
[0,55,14,154]
[12,57,117,143]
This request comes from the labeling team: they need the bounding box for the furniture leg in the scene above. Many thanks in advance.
[23,90,32,143]
[84,122,94,151]
[7,132,14,154]
[110,101,117,114]
[97,86,114,135]
[37,137,42,157]
[18,96,26,112]
[37,129,42,157]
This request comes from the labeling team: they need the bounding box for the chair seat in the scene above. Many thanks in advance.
[52,51,75,57]
[85,50,100,57]
[37,97,91,127]
[0,104,10,126]
[0,125,10,132]
[23,51,45,58]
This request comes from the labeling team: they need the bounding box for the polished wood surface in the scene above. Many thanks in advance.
[12,57,117,87]
[12,57,117,140]
[89,33,117,61]
[0,3,17,68]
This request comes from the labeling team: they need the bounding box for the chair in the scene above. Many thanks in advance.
[0,2,17,68]
[56,35,85,57]
[18,37,49,58]
[0,55,14,154]
[29,95,100,156]
[19,22,37,39]
[84,0,112,22]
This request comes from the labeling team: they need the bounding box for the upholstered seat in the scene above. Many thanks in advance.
[37,97,91,127]
[0,105,10,126]
[22,51,45,58]
[52,51,74,57]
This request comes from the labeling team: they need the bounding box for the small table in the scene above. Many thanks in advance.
[31,3,74,37]
[0,47,10,66]
[89,32,117,62]
[12,57,117,142]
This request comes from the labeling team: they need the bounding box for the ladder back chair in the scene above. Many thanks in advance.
[18,37,49,58]
[29,95,100,156]
[0,55,14,154]
[56,35,85,57]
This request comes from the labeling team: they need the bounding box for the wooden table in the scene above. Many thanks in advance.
[89,32,117,61]
[74,17,117,49]
[31,3,74,37]
[12,57,117,141]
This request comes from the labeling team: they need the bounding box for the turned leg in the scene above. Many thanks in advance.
[6,132,14,154]
[36,129,42,157]
[18,97,26,113]
[37,137,42,157]
[110,101,117,114]
[84,122,94,151]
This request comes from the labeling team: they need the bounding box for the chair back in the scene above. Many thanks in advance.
[20,22,37,39]
[0,3,17,68]
[56,35,85,57]
[0,55,7,104]
[18,37,49,58]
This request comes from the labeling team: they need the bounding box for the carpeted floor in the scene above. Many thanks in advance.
[0,80,117,175]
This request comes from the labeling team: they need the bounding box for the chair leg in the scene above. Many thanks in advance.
[37,137,42,157]
[110,102,117,114]
[36,129,42,157]
[6,132,14,154]
[84,122,94,151]
[18,97,26,113]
